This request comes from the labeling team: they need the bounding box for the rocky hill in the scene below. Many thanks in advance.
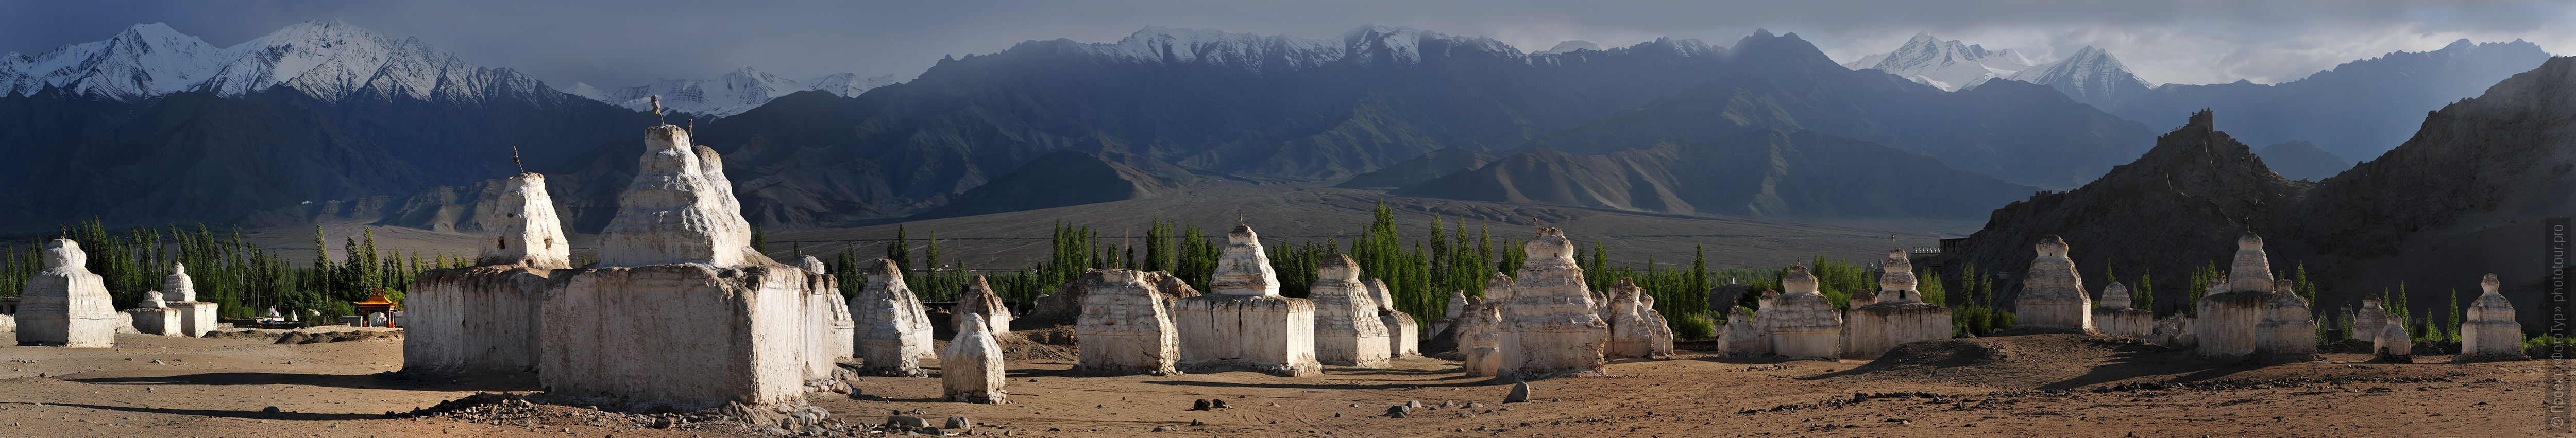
[1951,57,2576,321]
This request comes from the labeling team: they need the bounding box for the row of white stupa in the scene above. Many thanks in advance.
[1716,233,2527,362]
[12,242,221,347]
[401,126,1715,409]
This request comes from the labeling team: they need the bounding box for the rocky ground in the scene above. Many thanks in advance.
[0,329,2550,437]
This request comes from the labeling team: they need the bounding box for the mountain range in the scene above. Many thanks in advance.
[1948,56,2576,321]
[1841,32,2038,91]
[1849,36,2555,162]
[0,20,2557,256]
[563,68,899,118]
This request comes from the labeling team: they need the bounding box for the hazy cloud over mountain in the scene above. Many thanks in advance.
[2,0,2565,89]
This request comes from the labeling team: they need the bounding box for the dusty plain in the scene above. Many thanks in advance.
[0,328,2549,437]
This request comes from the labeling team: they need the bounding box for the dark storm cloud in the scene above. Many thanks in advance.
[2,0,2565,88]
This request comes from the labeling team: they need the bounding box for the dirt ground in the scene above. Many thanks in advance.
[0,329,2552,437]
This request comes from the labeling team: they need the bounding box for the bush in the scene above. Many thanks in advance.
[1670,313,1718,340]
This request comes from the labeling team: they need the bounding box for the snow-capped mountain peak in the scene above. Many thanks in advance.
[2,20,563,105]
[1534,40,1602,56]
[567,66,904,117]
[1,22,225,99]
[1844,32,2036,91]
[2003,45,2150,103]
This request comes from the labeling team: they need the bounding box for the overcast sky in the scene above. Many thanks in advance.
[4,0,2568,87]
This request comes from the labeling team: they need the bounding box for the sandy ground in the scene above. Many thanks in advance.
[0,330,2552,437]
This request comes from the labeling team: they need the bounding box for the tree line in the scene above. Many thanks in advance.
[0,219,464,324]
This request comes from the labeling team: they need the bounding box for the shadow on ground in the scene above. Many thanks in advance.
[67,371,541,392]
[32,402,385,421]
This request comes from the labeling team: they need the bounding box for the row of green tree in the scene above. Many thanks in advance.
[0,219,466,325]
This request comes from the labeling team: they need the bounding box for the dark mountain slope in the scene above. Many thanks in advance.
[1950,57,2576,320]
[2079,40,2552,161]
[1335,147,1499,188]
[1514,75,2155,188]
[1394,129,2032,219]
[913,151,1199,219]
[2253,141,2351,181]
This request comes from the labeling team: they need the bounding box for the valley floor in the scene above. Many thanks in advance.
[0,330,2549,437]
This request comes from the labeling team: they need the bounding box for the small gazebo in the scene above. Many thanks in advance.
[353,289,400,327]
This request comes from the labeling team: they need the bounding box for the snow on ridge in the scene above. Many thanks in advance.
[0,19,570,105]
[1846,32,2037,91]
[1,22,225,99]
[569,67,904,117]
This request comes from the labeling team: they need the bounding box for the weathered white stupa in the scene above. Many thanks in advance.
[537,125,844,408]
[1367,279,1422,359]
[2012,236,2094,333]
[1603,278,1674,359]
[2197,233,2284,361]
[406,173,571,374]
[1766,266,1844,360]
[953,275,1013,339]
[1430,290,1468,336]
[18,239,116,348]
[1638,293,1674,355]
[942,313,1007,404]
[1842,249,1951,358]
[2091,282,2154,338]
[1072,269,1182,375]
[124,291,179,336]
[1172,225,1323,377]
[2374,315,2413,362]
[2461,274,2527,361]
[801,256,856,367]
[1496,229,1610,378]
[1309,254,1393,367]
[1719,304,1768,358]
[2350,297,2391,341]
[853,259,933,376]
[1456,272,1512,376]
[2256,279,2322,362]
[159,262,220,337]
